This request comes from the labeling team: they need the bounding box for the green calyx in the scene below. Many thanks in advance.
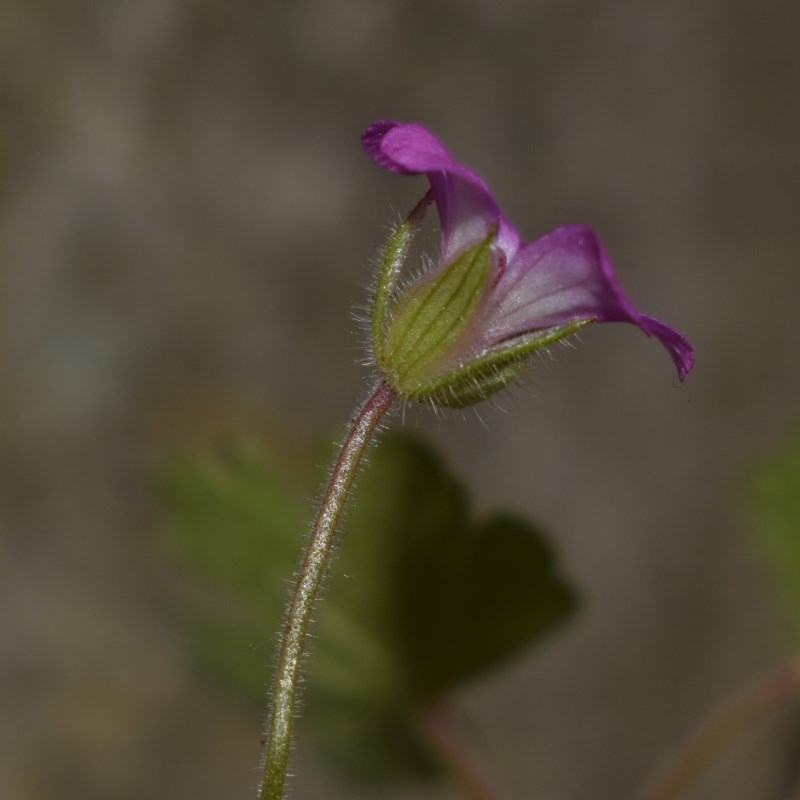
[377,233,494,396]
[370,200,591,408]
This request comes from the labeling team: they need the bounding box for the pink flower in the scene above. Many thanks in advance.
[362,120,694,407]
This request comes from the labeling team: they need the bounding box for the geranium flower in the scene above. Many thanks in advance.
[362,120,694,407]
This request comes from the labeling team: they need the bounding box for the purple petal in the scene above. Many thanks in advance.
[362,120,521,264]
[483,224,695,380]
[636,315,696,381]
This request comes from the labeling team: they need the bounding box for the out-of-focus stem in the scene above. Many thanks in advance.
[634,657,800,800]
[258,381,397,800]
[419,702,503,800]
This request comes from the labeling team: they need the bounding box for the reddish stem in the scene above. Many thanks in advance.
[259,381,397,799]
[418,702,503,800]
[634,657,800,800]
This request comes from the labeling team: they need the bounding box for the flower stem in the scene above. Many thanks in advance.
[634,657,800,800]
[418,702,502,800]
[258,380,397,800]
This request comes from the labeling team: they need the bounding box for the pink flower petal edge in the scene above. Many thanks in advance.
[363,120,521,264]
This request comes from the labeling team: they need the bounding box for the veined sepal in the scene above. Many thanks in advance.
[404,318,591,408]
[372,191,433,370]
[379,232,495,396]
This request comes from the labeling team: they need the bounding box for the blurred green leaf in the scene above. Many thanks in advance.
[161,441,306,698]
[161,431,576,781]
[750,425,800,635]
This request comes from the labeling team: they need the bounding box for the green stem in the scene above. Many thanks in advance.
[634,657,800,800]
[258,381,397,800]
[418,702,502,800]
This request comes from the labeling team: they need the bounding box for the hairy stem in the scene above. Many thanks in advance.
[258,381,397,800]
[634,657,800,800]
[419,702,502,800]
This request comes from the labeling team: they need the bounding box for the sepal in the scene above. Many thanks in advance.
[372,191,433,369]
[409,319,590,408]
[380,233,494,396]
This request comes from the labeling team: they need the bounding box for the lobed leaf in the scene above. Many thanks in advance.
[161,431,577,781]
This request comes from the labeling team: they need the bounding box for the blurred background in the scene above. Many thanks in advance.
[2,1,800,798]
